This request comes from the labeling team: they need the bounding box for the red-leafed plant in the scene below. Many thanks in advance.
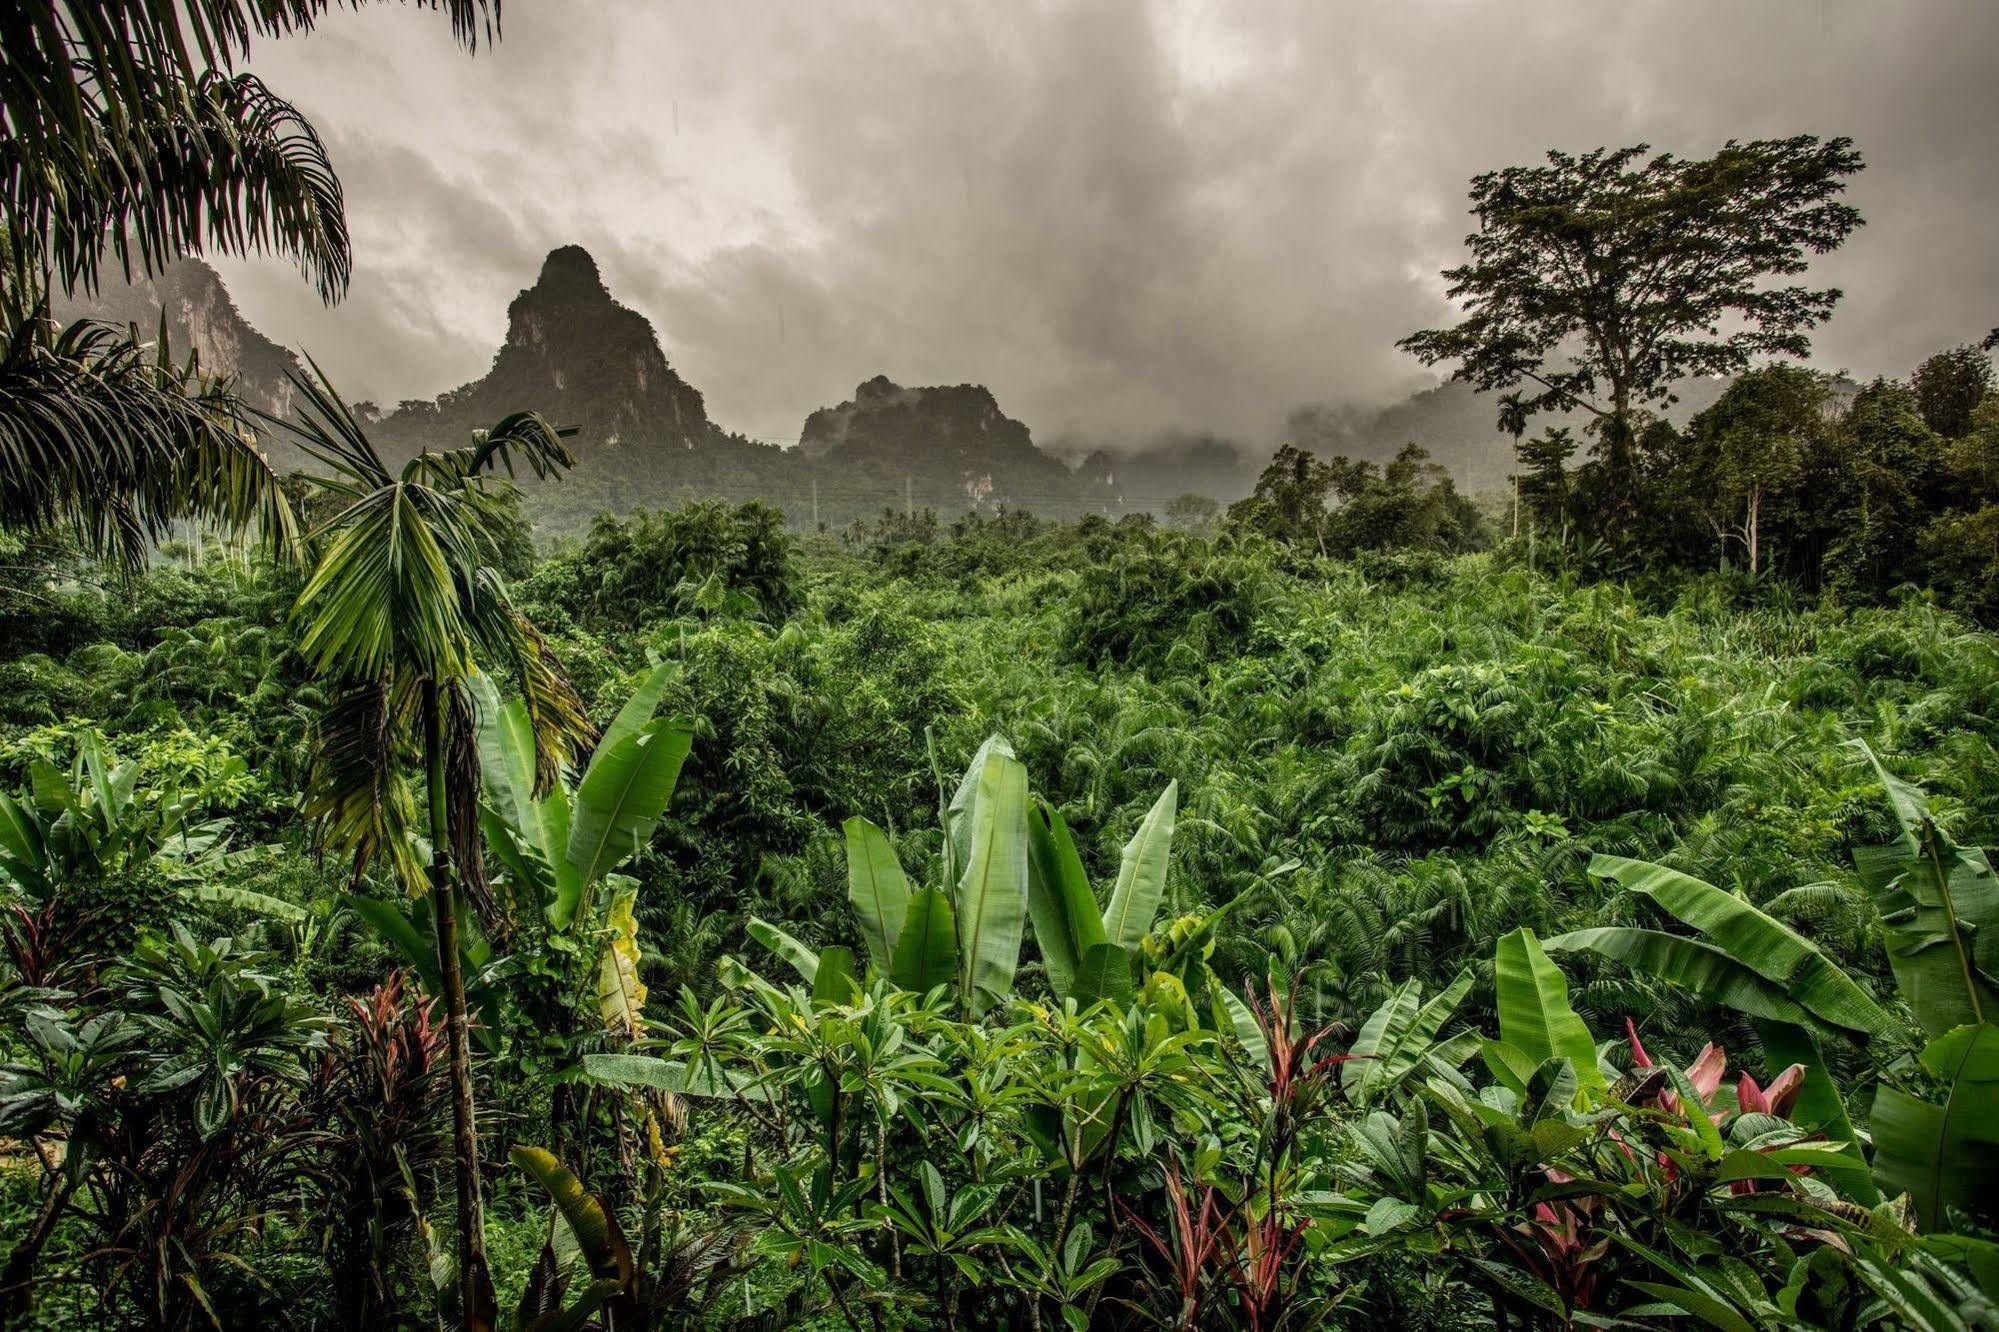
[316,973,451,1329]
[1121,1163,1236,1329]
[1123,979,1352,1330]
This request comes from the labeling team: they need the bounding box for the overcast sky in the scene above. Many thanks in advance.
[215,0,1999,449]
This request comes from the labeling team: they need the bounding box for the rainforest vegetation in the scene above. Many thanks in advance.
[8,2,1999,1331]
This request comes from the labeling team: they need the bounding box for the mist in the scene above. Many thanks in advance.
[213,0,1999,451]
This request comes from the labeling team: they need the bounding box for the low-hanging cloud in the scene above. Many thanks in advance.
[217,0,1999,450]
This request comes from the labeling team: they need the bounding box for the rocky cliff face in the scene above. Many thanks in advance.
[798,374,1072,510]
[57,259,305,426]
[386,246,711,455]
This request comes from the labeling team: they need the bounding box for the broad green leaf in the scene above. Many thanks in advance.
[1872,1022,1999,1232]
[1493,927,1603,1096]
[1025,800,1106,1001]
[1466,1260,1566,1317]
[1480,1038,1537,1095]
[1344,979,1421,1098]
[593,878,645,1037]
[1102,782,1177,949]
[188,883,308,923]
[579,1053,762,1101]
[1348,970,1475,1102]
[813,946,860,1007]
[1756,1019,1877,1204]
[468,672,535,835]
[595,660,677,761]
[892,889,957,995]
[1544,926,1819,1028]
[28,760,71,816]
[748,916,821,985]
[1853,741,1999,1036]
[0,791,47,895]
[1212,982,1270,1075]
[845,817,910,974]
[579,1053,689,1092]
[944,735,1014,886]
[1069,943,1135,1009]
[1587,854,1890,1036]
[954,749,1029,1015]
[1624,1281,1756,1332]
[565,717,693,908]
[478,806,558,920]
[1361,1196,1417,1236]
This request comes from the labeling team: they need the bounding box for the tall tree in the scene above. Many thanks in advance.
[0,0,496,566]
[282,368,590,1328]
[1910,345,1995,441]
[1228,444,1341,554]
[1695,364,1830,576]
[1399,136,1864,544]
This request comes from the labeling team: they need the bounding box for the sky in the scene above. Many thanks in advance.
[215,0,1999,450]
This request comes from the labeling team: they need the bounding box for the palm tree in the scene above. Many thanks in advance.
[0,0,497,564]
[280,365,591,1325]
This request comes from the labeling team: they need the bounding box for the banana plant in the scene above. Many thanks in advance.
[0,730,234,900]
[1022,778,1178,1008]
[1850,740,1999,1039]
[1842,745,1999,1232]
[1549,852,1889,1197]
[765,737,1181,1022]
[471,662,693,1038]
[747,735,1031,1019]
[1340,969,1477,1107]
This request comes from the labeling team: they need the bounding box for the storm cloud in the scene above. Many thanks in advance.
[215,0,1999,448]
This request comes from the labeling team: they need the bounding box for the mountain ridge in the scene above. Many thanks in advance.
[63,248,1807,532]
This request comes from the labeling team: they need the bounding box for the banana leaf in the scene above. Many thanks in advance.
[892,889,957,995]
[565,717,693,904]
[1587,854,1890,1036]
[1544,924,1821,1028]
[953,749,1028,1015]
[1102,781,1177,950]
[844,816,910,975]
[1494,927,1603,1096]
[1025,800,1107,1001]
[1871,1021,1999,1232]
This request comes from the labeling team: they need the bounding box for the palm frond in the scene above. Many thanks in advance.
[507,607,594,795]
[1,0,497,304]
[267,357,393,495]
[446,679,504,937]
[0,311,297,566]
[302,674,423,892]
[294,482,476,681]
[15,71,348,304]
[408,411,577,488]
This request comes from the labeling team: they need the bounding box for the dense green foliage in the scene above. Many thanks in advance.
[7,13,1999,1322]
[7,508,1999,1328]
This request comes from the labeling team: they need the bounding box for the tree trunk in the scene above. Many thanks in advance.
[0,1164,75,1329]
[425,681,490,1328]
[1747,488,1761,577]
